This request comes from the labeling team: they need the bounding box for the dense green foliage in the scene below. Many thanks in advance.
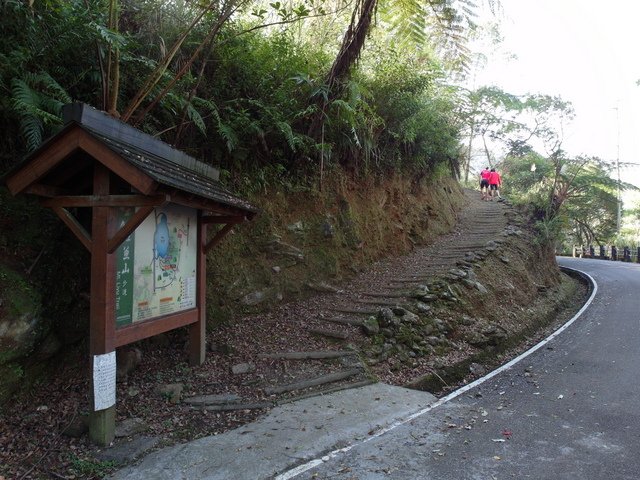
[0,0,466,190]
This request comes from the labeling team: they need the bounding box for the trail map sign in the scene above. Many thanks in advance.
[5,103,257,446]
[115,205,198,326]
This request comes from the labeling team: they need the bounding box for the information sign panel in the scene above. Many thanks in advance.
[115,204,197,326]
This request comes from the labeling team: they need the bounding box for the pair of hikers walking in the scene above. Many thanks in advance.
[479,167,501,201]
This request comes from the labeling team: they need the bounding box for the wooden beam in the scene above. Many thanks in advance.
[115,309,198,347]
[5,129,82,195]
[43,194,169,208]
[201,215,245,225]
[204,223,235,254]
[107,205,156,254]
[51,206,92,252]
[25,184,71,197]
[88,163,116,446]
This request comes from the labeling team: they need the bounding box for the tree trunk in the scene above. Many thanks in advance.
[307,0,377,140]
[465,120,474,183]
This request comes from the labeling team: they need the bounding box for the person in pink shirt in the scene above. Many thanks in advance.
[479,167,491,200]
[488,168,502,200]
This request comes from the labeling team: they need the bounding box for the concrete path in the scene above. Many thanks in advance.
[110,384,436,479]
[279,258,640,479]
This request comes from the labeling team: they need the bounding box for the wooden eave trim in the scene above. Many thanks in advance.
[77,131,157,195]
[51,206,92,252]
[168,190,254,218]
[5,130,83,195]
[201,215,245,225]
[5,126,159,197]
[42,194,169,208]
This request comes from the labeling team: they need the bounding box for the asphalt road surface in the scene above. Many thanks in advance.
[286,257,640,480]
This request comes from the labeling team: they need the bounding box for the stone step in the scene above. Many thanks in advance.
[318,316,365,327]
[359,291,408,298]
[263,368,363,395]
[326,307,379,315]
[257,350,356,360]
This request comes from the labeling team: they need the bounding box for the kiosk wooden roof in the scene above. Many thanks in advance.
[6,103,258,222]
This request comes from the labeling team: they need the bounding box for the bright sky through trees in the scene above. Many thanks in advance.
[474,0,640,187]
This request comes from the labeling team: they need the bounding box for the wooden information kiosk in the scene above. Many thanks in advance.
[5,103,257,445]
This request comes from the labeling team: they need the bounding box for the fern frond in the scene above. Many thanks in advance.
[217,122,238,152]
[276,121,298,151]
[186,103,207,135]
[19,114,44,152]
[10,72,69,151]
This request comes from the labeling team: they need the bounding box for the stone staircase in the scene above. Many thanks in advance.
[198,189,519,411]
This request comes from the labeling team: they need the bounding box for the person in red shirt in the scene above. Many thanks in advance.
[488,168,502,200]
[479,167,491,200]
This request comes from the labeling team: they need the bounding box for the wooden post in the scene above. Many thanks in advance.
[89,164,117,446]
[189,211,207,366]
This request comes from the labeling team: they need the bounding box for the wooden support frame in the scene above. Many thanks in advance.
[46,195,170,255]
[51,206,93,252]
[189,212,208,366]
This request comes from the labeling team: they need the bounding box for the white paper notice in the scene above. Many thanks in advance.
[93,351,116,411]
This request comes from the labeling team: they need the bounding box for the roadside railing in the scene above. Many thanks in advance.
[572,245,640,263]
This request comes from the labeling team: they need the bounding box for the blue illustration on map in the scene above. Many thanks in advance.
[154,213,170,258]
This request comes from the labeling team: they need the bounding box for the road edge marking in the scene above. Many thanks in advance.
[275,266,597,480]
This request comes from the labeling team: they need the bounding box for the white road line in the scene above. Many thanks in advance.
[275,267,597,480]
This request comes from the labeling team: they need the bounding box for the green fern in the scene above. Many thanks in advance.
[10,72,70,151]
[276,121,298,151]
[185,103,207,136]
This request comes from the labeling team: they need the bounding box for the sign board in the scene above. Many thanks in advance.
[115,204,198,326]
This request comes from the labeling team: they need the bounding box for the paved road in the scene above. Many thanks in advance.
[283,258,640,479]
